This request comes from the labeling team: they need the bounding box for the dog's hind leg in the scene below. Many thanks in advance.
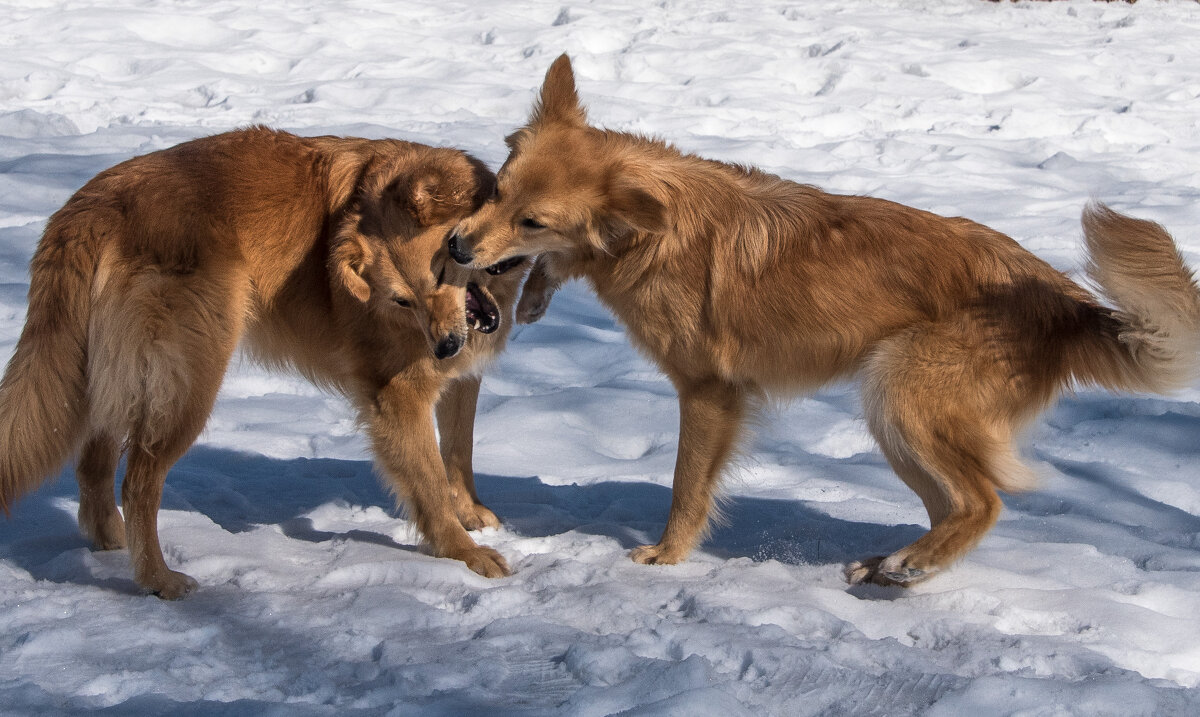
[122,444,198,599]
[97,262,250,598]
[121,331,240,599]
[436,375,500,531]
[849,321,1031,586]
[76,433,125,550]
[631,377,749,566]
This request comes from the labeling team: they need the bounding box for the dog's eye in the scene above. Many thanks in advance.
[393,297,413,308]
[520,217,545,230]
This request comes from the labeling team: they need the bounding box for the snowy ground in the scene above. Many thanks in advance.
[3,0,1200,714]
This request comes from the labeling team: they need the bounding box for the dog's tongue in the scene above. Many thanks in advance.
[465,283,500,334]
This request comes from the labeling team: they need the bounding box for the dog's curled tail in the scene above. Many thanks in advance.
[0,217,95,515]
[1070,203,1200,395]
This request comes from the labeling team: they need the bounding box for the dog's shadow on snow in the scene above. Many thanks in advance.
[0,445,925,592]
[9,395,1200,596]
[481,470,924,567]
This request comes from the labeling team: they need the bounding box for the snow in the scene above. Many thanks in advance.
[3,0,1200,713]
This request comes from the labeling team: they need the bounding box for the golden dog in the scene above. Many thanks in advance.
[0,127,530,597]
[449,55,1200,586]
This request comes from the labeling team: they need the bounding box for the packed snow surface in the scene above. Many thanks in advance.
[3,0,1200,714]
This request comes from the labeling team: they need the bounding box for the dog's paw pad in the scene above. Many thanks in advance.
[844,555,933,587]
[878,555,933,585]
[883,566,926,584]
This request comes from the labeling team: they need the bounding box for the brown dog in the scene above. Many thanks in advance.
[449,55,1200,586]
[0,127,530,598]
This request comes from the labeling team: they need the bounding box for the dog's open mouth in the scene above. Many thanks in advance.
[466,282,500,334]
[485,256,527,275]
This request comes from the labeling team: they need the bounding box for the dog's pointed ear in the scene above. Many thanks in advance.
[330,232,372,302]
[530,54,586,127]
[605,175,666,235]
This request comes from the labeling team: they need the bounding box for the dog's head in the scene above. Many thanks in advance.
[446,54,666,270]
[330,146,504,359]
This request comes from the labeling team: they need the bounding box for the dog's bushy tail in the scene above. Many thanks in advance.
[1068,203,1200,394]
[0,216,95,514]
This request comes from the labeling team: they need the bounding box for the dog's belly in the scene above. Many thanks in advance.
[710,329,872,393]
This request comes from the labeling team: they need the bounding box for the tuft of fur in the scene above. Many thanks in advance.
[1074,202,1200,394]
[0,218,97,513]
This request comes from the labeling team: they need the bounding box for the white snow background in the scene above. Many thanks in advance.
[2,0,1200,714]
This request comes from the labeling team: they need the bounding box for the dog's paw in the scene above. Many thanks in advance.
[630,543,685,566]
[456,545,511,578]
[82,513,127,551]
[844,555,934,587]
[146,570,200,600]
[844,557,882,585]
[456,503,501,532]
[516,284,554,324]
[516,297,548,324]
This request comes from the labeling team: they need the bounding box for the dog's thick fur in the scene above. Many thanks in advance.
[0,127,530,598]
[450,55,1200,586]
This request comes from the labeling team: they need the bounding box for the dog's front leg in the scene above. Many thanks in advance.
[436,375,501,531]
[369,378,509,577]
[515,254,561,324]
[631,377,748,566]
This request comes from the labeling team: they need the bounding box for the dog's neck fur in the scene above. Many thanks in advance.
[601,129,831,278]
[554,129,827,326]
[534,133,754,368]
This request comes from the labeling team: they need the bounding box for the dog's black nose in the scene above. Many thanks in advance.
[434,333,464,360]
[448,233,474,265]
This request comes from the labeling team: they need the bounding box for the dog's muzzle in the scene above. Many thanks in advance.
[466,282,500,334]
